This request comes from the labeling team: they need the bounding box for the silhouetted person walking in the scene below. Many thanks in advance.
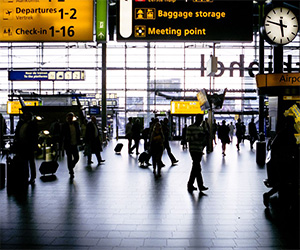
[85,116,105,166]
[13,112,38,184]
[212,119,218,145]
[50,119,62,156]
[218,120,230,156]
[149,121,164,177]
[248,118,258,149]
[202,118,211,153]
[241,122,246,143]
[181,124,188,150]
[229,122,234,143]
[125,117,133,154]
[62,112,81,179]
[235,118,243,150]
[186,114,208,193]
[130,119,141,155]
[141,126,150,151]
[162,118,178,165]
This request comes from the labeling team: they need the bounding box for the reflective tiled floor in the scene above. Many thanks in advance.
[0,138,299,250]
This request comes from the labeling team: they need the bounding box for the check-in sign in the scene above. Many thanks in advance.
[0,0,94,42]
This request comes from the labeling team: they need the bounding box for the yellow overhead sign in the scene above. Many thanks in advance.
[7,100,39,115]
[256,73,300,88]
[170,101,204,115]
[0,0,94,42]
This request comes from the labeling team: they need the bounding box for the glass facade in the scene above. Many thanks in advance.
[0,33,299,136]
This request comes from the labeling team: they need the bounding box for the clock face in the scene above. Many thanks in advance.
[264,7,299,45]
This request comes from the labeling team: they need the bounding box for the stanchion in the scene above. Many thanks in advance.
[256,139,266,166]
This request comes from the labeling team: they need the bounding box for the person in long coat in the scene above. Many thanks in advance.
[218,120,230,156]
[248,118,258,149]
[149,121,164,177]
[130,119,142,155]
[62,112,81,179]
[85,116,105,165]
[235,118,243,150]
[14,112,38,184]
[125,117,133,154]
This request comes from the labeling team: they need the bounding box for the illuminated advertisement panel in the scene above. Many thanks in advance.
[0,0,94,42]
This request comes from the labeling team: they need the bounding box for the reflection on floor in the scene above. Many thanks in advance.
[0,138,299,249]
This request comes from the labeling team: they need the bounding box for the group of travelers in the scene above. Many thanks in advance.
[125,117,178,177]
[216,117,258,156]
[5,110,297,211]
[10,111,105,183]
[4,111,260,186]
[181,116,258,157]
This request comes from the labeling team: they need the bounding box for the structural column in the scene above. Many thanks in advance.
[102,43,107,136]
[257,0,266,165]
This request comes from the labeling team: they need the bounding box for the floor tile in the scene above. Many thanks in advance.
[0,139,299,249]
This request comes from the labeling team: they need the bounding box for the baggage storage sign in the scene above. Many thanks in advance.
[118,0,253,42]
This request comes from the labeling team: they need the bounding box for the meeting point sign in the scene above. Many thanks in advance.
[118,0,253,42]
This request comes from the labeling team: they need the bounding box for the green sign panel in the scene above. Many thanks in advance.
[118,0,253,42]
[96,0,107,42]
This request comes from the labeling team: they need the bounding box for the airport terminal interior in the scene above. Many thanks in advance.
[0,0,299,249]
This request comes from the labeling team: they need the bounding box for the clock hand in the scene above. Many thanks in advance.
[280,19,284,37]
[266,20,288,28]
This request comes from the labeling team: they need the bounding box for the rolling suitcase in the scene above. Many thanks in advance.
[6,156,29,191]
[39,152,59,176]
[39,161,59,176]
[138,151,151,167]
[114,143,123,153]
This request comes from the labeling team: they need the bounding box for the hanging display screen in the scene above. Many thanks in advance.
[0,0,94,42]
[118,0,253,42]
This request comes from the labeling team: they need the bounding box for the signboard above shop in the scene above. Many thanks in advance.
[9,70,85,81]
[0,0,94,42]
[256,73,300,88]
[118,0,253,42]
[256,73,300,96]
[7,100,39,115]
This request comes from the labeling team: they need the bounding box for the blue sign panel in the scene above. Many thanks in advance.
[9,70,85,81]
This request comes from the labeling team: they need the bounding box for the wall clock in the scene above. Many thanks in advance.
[263,7,299,45]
